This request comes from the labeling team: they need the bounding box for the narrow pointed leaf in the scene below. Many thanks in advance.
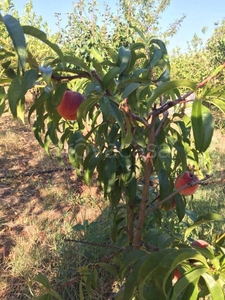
[206,98,225,114]
[184,213,224,240]
[33,274,51,289]
[122,82,140,99]
[147,80,196,109]
[191,100,214,152]
[121,113,133,148]
[8,69,38,117]
[170,267,207,300]
[77,94,102,124]
[22,25,64,64]
[120,250,146,280]
[98,262,118,276]
[3,14,26,71]
[102,67,120,89]
[154,248,208,295]
[123,256,148,300]
[201,273,224,300]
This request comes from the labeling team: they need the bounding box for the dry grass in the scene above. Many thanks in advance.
[0,113,113,299]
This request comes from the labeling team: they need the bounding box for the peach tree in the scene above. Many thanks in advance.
[1,13,225,300]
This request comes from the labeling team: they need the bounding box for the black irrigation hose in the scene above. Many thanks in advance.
[0,167,73,179]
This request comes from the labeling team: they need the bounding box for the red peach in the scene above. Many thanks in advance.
[174,171,199,196]
[172,267,181,285]
[57,90,85,120]
[191,239,209,248]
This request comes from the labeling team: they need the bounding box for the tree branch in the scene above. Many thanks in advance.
[146,174,212,214]
[148,62,225,118]
[134,115,156,248]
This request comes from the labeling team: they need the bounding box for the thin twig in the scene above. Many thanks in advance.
[155,111,169,138]
[52,73,91,81]
[146,174,213,214]
[148,62,225,118]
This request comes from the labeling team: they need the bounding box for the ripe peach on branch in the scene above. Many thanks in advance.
[174,171,199,196]
[57,90,85,120]
[191,239,209,248]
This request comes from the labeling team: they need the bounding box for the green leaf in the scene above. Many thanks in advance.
[120,250,146,280]
[173,140,187,171]
[33,274,51,289]
[109,101,125,134]
[28,89,51,123]
[158,168,172,201]
[138,249,174,285]
[39,66,53,87]
[117,46,131,74]
[154,248,208,295]
[8,69,38,117]
[110,179,122,207]
[98,262,118,276]
[122,82,140,99]
[79,280,84,300]
[147,80,196,109]
[174,193,185,222]
[130,25,146,42]
[180,278,199,300]
[169,267,207,300]
[22,25,65,64]
[89,48,103,62]
[84,153,102,185]
[184,213,224,240]
[51,56,91,73]
[3,14,26,72]
[49,290,62,300]
[123,256,148,300]
[149,47,163,68]
[102,156,117,194]
[191,100,214,152]
[102,66,120,90]
[77,94,102,125]
[201,273,224,300]
[206,98,225,114]
[121,113,133,148]
[150,39,168,56]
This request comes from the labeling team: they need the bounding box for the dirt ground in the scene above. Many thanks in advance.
[0,112,103,299]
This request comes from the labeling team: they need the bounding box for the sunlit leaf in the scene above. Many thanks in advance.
[22,25,65,65]
[206,98,225,114]
[102,66,120,89]
[2,14,26,72]
[77,94,102,125]
[184,213,224,240]
[8,69,38,117]
[169,267,207,300]
[201,273,224,300]
[191,100,214,152]
[147,80,196,109]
